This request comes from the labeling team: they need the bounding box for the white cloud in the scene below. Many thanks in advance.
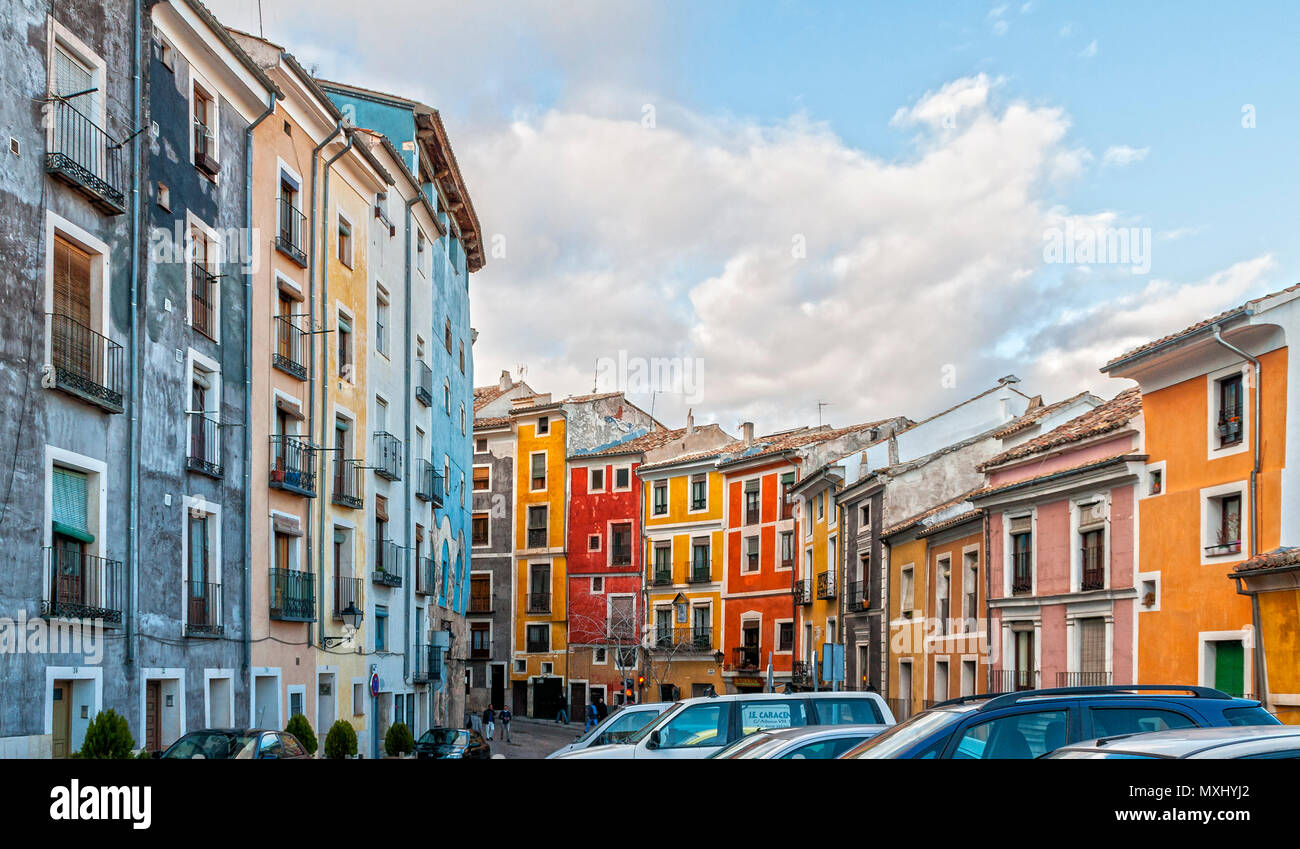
[891,74,998,128]
[1102,144,1150,166]
[992,20,1009,36]
[1079,39,1099,58]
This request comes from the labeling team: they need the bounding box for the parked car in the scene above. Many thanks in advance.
[546,703,670,758]
[839,685,1280,760]
[160,728,311,759]
[709,724,889,759]
[414,727,491,759]
[553,690,894,759]
[1045,724,1300,759]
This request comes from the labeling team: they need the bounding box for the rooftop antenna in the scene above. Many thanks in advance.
[257,0,264,38]
[816,401,830,427]
[592,361,598,394]
[516,363,527,379]
[649,390,661,423]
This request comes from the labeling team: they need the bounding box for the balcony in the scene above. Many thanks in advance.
[275,197,307,266]
[1011,551,1032,595]
[611,543,632,567]
[194,122,220,176]
[333,575,363,619]
[1080,567,1105,592]
[816,571,836,600]
[186,412,223,478]
[272,314,309,380]
[331,459,364,509]
[686,561,712,584]
[469,586,492,613]
[1056,671,1113,688]
[412,644,435,682]
[732,646,760,672]
[745,505,760,525]
[372,432,402,481]
[847,580,869,612]
[185,581,223,637]
[651,567,673,586]
[416,361,433,407]
[415,556,434,596]
[372,539,404,587]
[42,547,124,625]
[191,265,218,340]
[269,436,316,497]
[45,99,126,214]
[526,527,547,549]
[48,313,124,412]
[990,668,1039,693]
[527,592,550,614]
[654,627,713,652]
[268,568,315,622]
[795,578,812,605]
[416,460,443,505]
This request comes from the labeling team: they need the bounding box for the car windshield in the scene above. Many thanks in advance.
[163,731,259,759]
[419,729,467,747]
[629,702,686,744]
[841,709,968,759]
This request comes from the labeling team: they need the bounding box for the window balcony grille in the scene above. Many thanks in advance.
[186,412,223,478]
[332,459,364,509]
[275,197,307,266]
[269,436,316,497]
[272,314,309,380]
[269,568,315,621]
[185,580,223,636]
[42,547,124,624]
[191,265,218,339]
[45,99,126,214]
[372,432,402,481]
[372,539,404,587]
[48,313,123,412]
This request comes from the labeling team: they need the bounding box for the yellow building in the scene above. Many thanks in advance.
[1233,549,1300,724]
[791,469,843,689]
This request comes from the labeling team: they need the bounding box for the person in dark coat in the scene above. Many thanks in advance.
[595,697,608,721]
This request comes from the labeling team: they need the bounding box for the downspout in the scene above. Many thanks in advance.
[244,92,278,677]
[1232,576,1268,708]
[984,512,992,693]
[306,118,343,642]
[403,193,420,685]
[1211,325,1264,701]
[127,0,142,667]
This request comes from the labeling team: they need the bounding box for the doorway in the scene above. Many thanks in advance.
[490,664,505,711]
[52,680,72,758]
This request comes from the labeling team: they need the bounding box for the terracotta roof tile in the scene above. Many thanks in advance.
[882,488,986,538]
[990,391,1095,439]
[473,384,509,412]
[473,416,510,429]
[718,418,903,468]
[979,388,1142,470]
[1234,547,1300,574]
[573,427,688,458]
[972,452,1147,500]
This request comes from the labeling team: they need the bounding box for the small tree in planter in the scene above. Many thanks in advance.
[78,709,136,759]
[323,719,358,759]
[384,722,414,757]
[285,714,318,756]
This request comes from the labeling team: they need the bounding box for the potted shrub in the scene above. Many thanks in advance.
[77,709,136,759]
[285,714,318,756]
[323,719,358,759]
[384,722,414,758]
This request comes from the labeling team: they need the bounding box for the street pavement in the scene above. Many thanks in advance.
[485,716,587,759]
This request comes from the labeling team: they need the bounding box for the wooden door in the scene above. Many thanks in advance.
[51,681,71,758]
[1215,641,1245,697]
[145,680,161,752]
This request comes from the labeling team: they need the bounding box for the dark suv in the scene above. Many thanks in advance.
[840,686,1279,759]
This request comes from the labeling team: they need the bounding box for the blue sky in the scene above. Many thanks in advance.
[210,0,1297,430]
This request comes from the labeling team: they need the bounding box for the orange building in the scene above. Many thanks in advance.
[1103,285,1299,701]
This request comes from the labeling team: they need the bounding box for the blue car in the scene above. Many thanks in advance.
[840,686,1279,759]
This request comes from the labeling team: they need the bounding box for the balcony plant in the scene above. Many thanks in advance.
[285,713,318,756]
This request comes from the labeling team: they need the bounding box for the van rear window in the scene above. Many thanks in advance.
[739,700,808,734]
[1223,706,1281,726]
[812,698,884,724]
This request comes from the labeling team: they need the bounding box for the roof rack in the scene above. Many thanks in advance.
[977,685,1232,713]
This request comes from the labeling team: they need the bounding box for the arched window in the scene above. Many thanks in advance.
[444,317,452,353]
[444,378,450,414]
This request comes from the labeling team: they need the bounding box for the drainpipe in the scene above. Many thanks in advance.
[243,93,277,678]
[1211,324,1264,700]
[313,125,346,643]
[126,0,142,667]
[309,120,344,645]
[984,512,992,693]
[403,193,420,686]
[1232,576,1269,708]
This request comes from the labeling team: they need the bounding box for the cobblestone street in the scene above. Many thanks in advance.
[482,717,586,759]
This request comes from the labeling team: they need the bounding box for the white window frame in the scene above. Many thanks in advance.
[528,450,547,493]
[1206,363,1251,460]
[180,494,223,636]
[900,563,915,615]
[652,480,668,516]
[471,510,491,549]
[774,616,794,655]
[1069,492,1111,592]
[336,209,354,268]
[43,445,109,576]
[588,533,602,553]
[47,18,107,132]
[187,67,221,179]
[374,283,390,358]
[44,213,110,367]
[336,305,355,383]
[687,473,709,514]
[743,534,760,574]
[185,213,222,342]
[1002,509,1038,597]
[1199,480,1250,565]
[1141,460,1167,499]
[588,466,606,493]
[611,464,632,492]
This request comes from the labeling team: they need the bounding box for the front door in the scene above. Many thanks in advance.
[1014,630,1035,691]
[491,665,505,711]
[145,680,161,752]
[51,681,71,758]
[512,680,527,716]
[570,683,586,720]
[532,677,562,719]
[1214,640,1245,697]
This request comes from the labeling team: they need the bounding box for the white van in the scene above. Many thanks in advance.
[552,691,894,759]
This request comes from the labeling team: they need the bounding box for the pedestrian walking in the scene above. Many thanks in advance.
[585,700,598,733]
[595,697,608,722]
[555,696,569,725]
[483,706,495,740]
[500,707,512,742]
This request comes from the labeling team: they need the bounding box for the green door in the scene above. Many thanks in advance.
[1214,641,1245,697]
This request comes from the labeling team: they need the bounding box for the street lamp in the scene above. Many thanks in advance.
[714,649,724,666]
[322,602,363,648]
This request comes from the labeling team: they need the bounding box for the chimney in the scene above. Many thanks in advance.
[685,408,695,437]
[740,421,754,447]
[498,370,512,391]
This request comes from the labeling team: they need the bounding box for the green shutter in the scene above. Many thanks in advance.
[52,468,93,543]
[780,472,796,485]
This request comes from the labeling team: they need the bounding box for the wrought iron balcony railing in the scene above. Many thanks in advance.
[272,314,309,380]
[48,313,123,412]
[651,567,673,586]
[186,412,223,478]
[269,435,316,497]
[416,460,443,505]
[416,361,434,407]
[847,580,869,612]
[527,592,551,614]
[333,575,363,618]
[469,590,492,613]
[611,543,633,567]
[990,668,1039,693]
[527,527,547,548]
[795,577,812,605]
[732,646,760,671]
[185,580,223,636]
[791,661,810,684]
[191,265,218,339]
[332,459,364,509]
[1012,551,1033,595]
[269,568,315,621]
[415,556,435,596]
[275,197,307,266]
[1056,671,1113,688]
[372,539,404,587]
[1080,566,1105,591]
[686,561,712,583]
[42,547,124,624]
[653,627,713,652]
[372,431,402,481]
[45,99,126,214]
[816,571,836,600]
[413,644,437,682]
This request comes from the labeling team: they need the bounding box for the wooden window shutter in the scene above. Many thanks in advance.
[1008,515,1032,535]
[53,236,92,326]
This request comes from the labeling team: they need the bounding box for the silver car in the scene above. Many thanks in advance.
[709,724,889,759]
[1045,724,1300,759]
[545,703,670,759]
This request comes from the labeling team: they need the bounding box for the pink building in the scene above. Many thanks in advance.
[971,389,1144,692]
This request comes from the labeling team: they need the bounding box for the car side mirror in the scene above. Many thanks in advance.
[646,729,661,750]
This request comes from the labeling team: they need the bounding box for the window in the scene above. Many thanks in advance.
[472,466,490,491]
[652,481,667,515]
[817,492,825,520]
[460,404,466,436]
[444,317,452,353]
[470,623,490,658]
[963,550,978,625]
[744,535,759,572]
[777,622,794,652]
[589,468,605,492]
[469,573,491,612]
[537,416,550,436]
[472,513,489,547]
[1149,468,1163,496]
[192,84,217,174]
[613,467,630,490]
[475,437,488,453]
[1078,616,1107,684]
[458,341,465,375]
[860,503,871,528]
[188,224,217,340]
[1212,493,1242,554]
[652,544,670,579]
[900,565,914,614]
[690,475,707,511]
[1088,708,1196,738]
[951,709,1068,759]
[588,533,601,552]
[444,378,450,414]
[1080,528,1105,590]
[780,531,794,569]
[811,698,885,725]
[375,287,389,356]
[337,214,353,267]
[691,538,710,573]
[745,482,760,525]
[591,576,603,593]
[530,453,547,490]
[336,312,353,381]
[526,624,548,653]
[375,605,388,651]
[780,473,796,519]
[527,505,547,548]
[1009,515,1033,594]
[186,354,221,477]
[655,607,673,646]
[185,502,221,635]
[656,703,729,750]
[738,699,807,735]
[610,523,632,566]
[1216,373,1244,448]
